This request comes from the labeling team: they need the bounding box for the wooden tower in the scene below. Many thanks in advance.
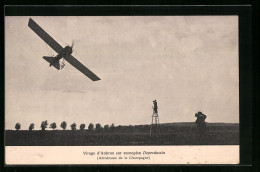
[150,107,160,136]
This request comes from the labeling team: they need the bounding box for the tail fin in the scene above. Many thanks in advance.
[42,56,60,70]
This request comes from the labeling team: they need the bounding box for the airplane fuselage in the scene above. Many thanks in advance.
[50,46,73,67]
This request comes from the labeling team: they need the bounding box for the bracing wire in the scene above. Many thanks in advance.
[45,29,86,62]
[42,28,93,72]
[44,28,68,47]
[73,50,87,64]
[43,41,54,57]
[73,49,91,67]
[43,28,74,70]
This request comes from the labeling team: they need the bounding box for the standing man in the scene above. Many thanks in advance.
[153,100,158,114]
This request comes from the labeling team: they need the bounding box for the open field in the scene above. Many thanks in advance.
[5,123,239,146]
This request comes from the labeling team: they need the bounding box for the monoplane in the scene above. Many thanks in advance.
[28,18,100,81]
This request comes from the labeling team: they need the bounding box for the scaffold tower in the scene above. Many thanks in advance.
[150,102,160,136]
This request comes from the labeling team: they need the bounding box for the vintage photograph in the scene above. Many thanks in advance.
[5,16,239,164]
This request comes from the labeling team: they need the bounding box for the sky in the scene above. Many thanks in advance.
[5,16,239,130]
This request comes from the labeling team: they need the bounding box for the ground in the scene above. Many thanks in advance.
[5,122,239,146]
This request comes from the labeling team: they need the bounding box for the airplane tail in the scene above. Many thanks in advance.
[42,56,60,70]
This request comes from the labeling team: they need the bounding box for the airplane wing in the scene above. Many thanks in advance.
[28,18,63,53]
[65,55,101,81]
[29,18,100,81]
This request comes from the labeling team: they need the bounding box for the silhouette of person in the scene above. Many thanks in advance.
[195,111,207,133]
[153,100,158,113]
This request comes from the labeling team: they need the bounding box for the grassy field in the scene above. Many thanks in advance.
[5,122,239,146]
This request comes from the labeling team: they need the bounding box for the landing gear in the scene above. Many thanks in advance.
[60,58,66,70]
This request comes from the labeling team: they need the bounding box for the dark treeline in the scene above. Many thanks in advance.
[6,122,239,146]
[13,121,118,131]
[5,127,239,146]
[12,121,239,133]
[7,110,239,146]
[6,123,239,145]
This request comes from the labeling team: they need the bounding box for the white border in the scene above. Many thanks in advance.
[5,146,239,165]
